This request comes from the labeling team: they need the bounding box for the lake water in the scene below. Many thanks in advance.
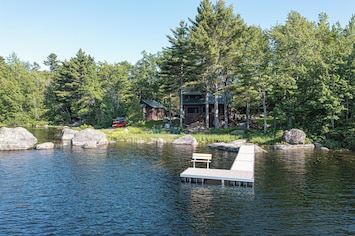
[0,129,354,235]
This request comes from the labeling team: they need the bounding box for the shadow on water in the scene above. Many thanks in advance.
[26,126,62,144]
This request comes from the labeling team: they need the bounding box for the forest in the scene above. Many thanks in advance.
[1,0,355,149]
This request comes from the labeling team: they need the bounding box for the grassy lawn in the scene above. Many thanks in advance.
[102,119,288,146]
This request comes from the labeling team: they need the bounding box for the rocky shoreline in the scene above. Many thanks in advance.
[0,126,109,151]
[0,126,329,152]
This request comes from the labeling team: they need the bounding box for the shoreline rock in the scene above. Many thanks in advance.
[61,127,79,140]
[209,139,267,153]
[71,128,108,148]
[0,127,37,151]
[36,142,55,150]
[283,128,306,144]
[320,147,330,152]
[272,144,315,150]
[172,135,198,145]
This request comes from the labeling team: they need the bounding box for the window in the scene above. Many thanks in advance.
[187,107,199,113]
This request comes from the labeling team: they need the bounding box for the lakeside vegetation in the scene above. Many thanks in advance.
[1,0,355,150]
[104,126,244,144]
[101,119,310,148]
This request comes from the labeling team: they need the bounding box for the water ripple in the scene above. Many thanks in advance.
[0,145,354,235]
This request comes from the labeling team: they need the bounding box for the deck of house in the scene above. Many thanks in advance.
[180,145,255,187]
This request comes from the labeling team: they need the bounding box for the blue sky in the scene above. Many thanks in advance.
[1,0,354,68]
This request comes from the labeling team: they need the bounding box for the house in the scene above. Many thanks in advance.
[182,91,229,127]
[141,100,166,121]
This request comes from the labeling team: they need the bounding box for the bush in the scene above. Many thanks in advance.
[77,124,94,130]
[342,128,355,150]
[323,139,342,149]
[144,120,164,129]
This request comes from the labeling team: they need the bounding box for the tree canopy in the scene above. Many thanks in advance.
[1,0,355,149]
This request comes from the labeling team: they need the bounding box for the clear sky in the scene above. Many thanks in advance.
[1,0,354,68]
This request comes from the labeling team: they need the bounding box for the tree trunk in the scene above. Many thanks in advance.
[205,90,209,128]
[169,93,172,125]
[287,114,292,128]
[223,91,228,128]
[331,112,335,130]
[246,97,250,130]
[262,86,267,134]
[346,96,349,122]
[179,64,184,128]
[179,89,183,128]
[214,93,219,128]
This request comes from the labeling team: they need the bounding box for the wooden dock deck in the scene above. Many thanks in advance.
[180,145,255,187]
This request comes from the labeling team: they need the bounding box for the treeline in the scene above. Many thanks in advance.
[0,50,158,128]
[1,0,355,149]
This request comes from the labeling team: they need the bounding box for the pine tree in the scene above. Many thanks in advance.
[189,0,246,128]
[52,49,96,124]
[160,20,193,127]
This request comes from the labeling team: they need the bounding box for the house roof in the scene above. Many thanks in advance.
[141,100,166,109]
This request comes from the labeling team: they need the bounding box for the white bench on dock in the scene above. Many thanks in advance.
[180,145,255,187]
[191,153,212,169]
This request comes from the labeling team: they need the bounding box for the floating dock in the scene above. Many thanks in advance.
[180,145,255,187]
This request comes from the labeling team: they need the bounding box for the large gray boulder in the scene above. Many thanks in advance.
[209,139,247,152]
[209,139,267,153]
[71,128,108,148]
[0,127,37,150]
[60,127,79,140]
[172,135,198,145]
[283,129,306,145]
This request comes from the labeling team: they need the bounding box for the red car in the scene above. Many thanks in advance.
[112,117,126,128]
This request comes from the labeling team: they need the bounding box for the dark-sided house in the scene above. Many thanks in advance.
[182,91,229,127]
[141,100,166,121]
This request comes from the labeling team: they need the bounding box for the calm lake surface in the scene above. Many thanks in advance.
[0,128,354,235]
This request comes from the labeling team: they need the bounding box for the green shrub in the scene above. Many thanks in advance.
[323,139,342,149]
[343,135,355,151]
[144,120,164,129]
[77,124,94,130]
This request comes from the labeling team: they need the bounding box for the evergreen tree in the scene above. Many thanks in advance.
[43,53,62,123]
[189,0,246,128]
[160,20,193,127]
[270,11,318,129]
[131,51,161,101]
[232,25,271,131]
[52,49,96,124]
